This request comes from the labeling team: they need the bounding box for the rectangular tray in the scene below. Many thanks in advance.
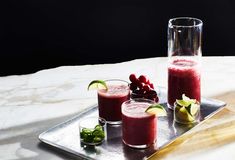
[39,87,226,160]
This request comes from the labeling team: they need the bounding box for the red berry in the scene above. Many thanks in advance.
[139,89,146,95]
[138,75,148,84]
[130,83,137,90]
[131,89,144,98]
[132,89,141,94]
[146,79,150,84]
[129,74,138,83]
[149,83,154,89]
[137,82,145,89]
[143,84,150,92]
[148,89,157,95]
[144,93,152,99]
[144,90,159,102]
[155,96,159,103]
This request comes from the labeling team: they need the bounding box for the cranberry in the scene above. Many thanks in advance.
[138,75,148,84]
[144,91,159,102]
[130,83,137,90]
[148,89,157,95]
[129,74,138,83]
[149,83,154,89]
[131,89,144,98]
[143,84,150,92]
[146,79,150,84]
[155,96,159,102]
[137,82,145,89]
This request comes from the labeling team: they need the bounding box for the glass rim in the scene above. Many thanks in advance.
[103,79,130,88]
[104,79,129,84]
[123,98,156,105]
[122,98,156,115]
[97,79,130,92]
[168,17,203,28]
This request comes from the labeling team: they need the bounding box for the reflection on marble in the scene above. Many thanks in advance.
[0,143,38,160]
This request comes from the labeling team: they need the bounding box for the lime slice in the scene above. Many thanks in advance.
[87,80,108,90]
[176,106,195,122]
[145,104,167,116]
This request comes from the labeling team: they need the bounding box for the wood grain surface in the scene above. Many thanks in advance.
[149,91,235,160]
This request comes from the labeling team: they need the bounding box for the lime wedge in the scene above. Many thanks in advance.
[176,94,197,107]
[182,94,196,104]
[176,106,195,122]
[182,94,190,101]
[176,99,191,107]
[174,104,181,113]
[145,104,167,116]
[189,103,199,116]
[87,80,108,90]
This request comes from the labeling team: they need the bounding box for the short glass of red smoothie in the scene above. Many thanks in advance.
[98,79,130,125]
[167,17,203,109]
[121,98,157,149]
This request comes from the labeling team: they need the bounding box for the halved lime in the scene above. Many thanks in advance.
[145,104,167,116]
[87,80,108,90]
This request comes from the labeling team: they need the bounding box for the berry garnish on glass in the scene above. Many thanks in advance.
[129,74,159,102]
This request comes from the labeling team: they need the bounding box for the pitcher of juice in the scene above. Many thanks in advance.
[167,17,203,110]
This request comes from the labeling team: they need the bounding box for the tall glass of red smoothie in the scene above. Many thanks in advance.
[167,17,203,109]
[122,98,157,148]
[98,79,130,125]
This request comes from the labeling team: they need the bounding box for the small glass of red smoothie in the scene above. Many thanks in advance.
[121,98,157,149]
[167,17,203,109]
[98,79,130,125]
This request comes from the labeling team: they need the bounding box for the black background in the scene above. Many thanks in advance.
[1,0,235,76]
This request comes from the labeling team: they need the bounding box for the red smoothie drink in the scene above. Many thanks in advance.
[122,99,157,148]
[168,59,201,108]
[98,80,130,124]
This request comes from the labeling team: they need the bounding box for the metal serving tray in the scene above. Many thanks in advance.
[39,87,226,160]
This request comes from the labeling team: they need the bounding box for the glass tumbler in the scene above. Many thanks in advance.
[122,98,157,149]
[98,79,130,124]
[167,17,203,110]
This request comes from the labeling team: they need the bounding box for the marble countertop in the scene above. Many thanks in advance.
[0,56,235,160]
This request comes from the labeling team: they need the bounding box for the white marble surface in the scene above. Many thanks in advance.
[0,56,235,160]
